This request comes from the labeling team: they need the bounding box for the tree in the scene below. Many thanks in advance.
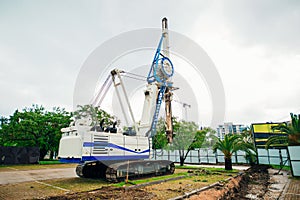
[171,120,198,166]
[171,120,216,166]
[152,117,217,166]
[213,134,256,170]
[73,104,98,125]
[0,105,71,160]
[152,118,169,149]
[199,127,218,148]
[152,131,168,149]
[265,113,300,149]
[73,104,115,127]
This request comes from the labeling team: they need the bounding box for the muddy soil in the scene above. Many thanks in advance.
[190,165,270,200]
[43,186,156,200]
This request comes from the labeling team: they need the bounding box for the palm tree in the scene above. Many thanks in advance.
[213,134,256,170]
[266,113,300,148]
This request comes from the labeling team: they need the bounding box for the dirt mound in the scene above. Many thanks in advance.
[43,186,156,200]
[189,165,270,200]
[230,165,270,199]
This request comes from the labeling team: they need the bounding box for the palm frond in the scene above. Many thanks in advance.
[290,113,300,133]
[265,135,288,149]
[213,134,255,159]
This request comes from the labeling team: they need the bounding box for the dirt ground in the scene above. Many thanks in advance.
[43,186,156,200]
[1,164,284,200]
[36,169,241,200]
[42,165,273,200]
[0,166,238,200]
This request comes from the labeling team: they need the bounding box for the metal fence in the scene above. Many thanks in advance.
[151,148,289,166]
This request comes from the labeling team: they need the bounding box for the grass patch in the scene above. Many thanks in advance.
[290,176,300,181]
[175,165,202,169]
[113,172,189,187]
[112,166,239,187]
[39,160,62,165]
[207,167,239,173]
[176,165,239,173]
[271,164,291,171]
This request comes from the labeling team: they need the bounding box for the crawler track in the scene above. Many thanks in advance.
[76,160,175,182]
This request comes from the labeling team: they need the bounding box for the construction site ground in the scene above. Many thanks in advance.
[0,163,299,200]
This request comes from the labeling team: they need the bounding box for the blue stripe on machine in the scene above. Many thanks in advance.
[83,141,108,147]
[82,155,149,161]
[59,158,81,163]
[108,143,150,154]
[83,142,94,147]
[83,142,150,154]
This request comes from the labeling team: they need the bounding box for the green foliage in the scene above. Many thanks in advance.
[272,113,300,136]
[171,120,198,151]
[268,113,300,146]
[113,172,188,187]
[265,113,300,149]
[271,164,291,171]
[38,160,62,165]
[0,104,71,160]
[213,134,256,159]
[152,118,168,149]
[169,119,216,166]
[265,136,288,149]
[198,127,218,148]
[213,134,257,170]
[73,104,115,126]
[153,118,208,150]
[153,131,168,149]
[154,118,214,165]
[73,105,98,125]
[189,129,206,149]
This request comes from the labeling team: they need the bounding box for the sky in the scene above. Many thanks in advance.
[0,0,300,127]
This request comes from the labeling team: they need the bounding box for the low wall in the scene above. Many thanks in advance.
[0,146,40,164]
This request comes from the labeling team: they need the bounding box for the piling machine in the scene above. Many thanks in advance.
[58,18,176,182]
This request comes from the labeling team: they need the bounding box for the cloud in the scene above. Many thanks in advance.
[223,0,300,53]
[0,1,299,127]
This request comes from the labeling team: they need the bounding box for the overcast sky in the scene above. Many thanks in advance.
[1,0,300,127]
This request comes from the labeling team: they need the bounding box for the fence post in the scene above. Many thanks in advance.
[279,149,283,167]
[267,149,270,165]
[206,148,209,163]
[256,149,260,164]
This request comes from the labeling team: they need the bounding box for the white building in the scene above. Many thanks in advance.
[216,122,246,140]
